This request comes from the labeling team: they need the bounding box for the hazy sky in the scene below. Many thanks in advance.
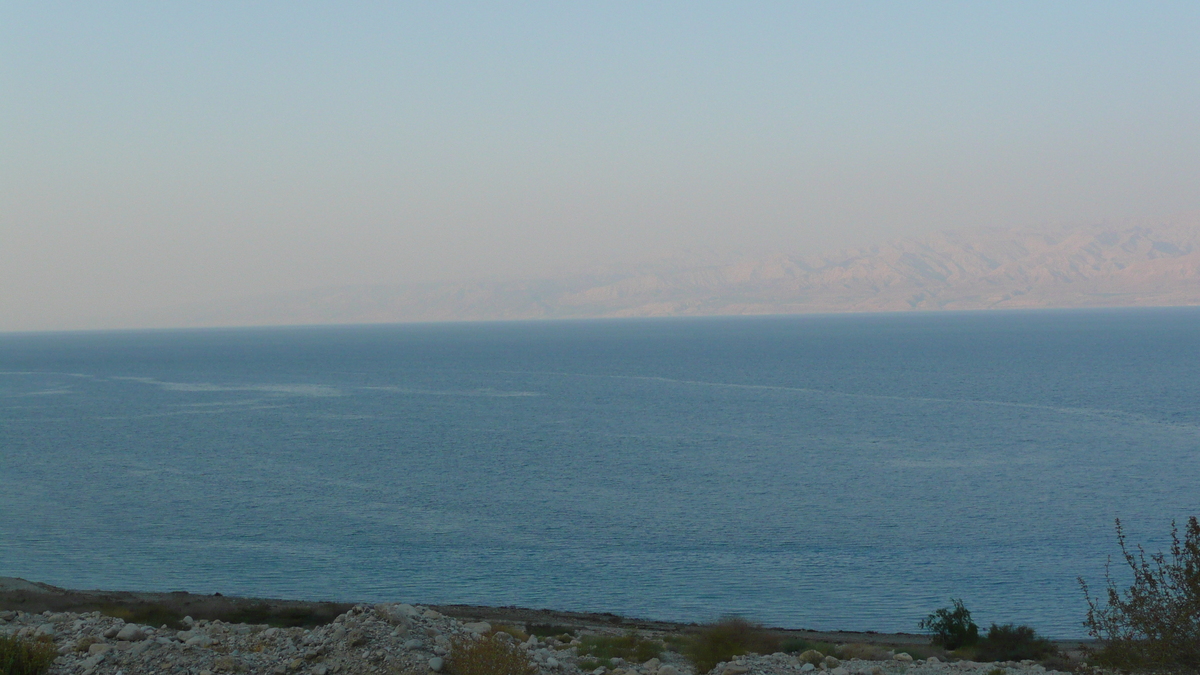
[3,2,1200,330]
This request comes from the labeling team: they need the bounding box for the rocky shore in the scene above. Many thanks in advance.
[1,579,1083,675]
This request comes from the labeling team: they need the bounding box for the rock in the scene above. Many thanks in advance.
[311,665,328,675]
[643,658,661,672]
[797,650,824,665]
[378,603,419,624]
[182,616,195,627]
[130,639,155,656]
[34,623,56,637]
[330,626,347,641]
[103,625,122,639]
[830,668,848,675]
[423,609,443,620]
[186,634,215,648]
[868,667,885,675]
[657,666,678,675]
[429,657,445,672]
[893,652,913,662]
[822,656,840,668]
[799,665,815,673]
[546,657,559,668]
[88,643,113,655]
[403,639,423,650]
[116,624,146,641]
[464,621,492,635]
[723,666,750,675]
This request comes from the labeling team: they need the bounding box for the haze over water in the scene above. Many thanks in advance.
[3,309,1199,638]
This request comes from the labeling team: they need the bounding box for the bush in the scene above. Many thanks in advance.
[918,599,979,650]
[683,617,780,674]
[448,633,538,675]
[1080,516,1200,672]
[974,624,1055,662]
[0,635,58,675]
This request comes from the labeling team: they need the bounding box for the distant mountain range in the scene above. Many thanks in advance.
[142,214,1200,327]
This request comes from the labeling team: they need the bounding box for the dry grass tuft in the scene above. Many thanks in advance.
[683,617,780,674]
[449,633,538,675]
[0,634,59,675]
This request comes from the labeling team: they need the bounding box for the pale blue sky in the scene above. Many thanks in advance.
[3,2,1199,329]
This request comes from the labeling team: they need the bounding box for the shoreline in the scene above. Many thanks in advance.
[0,578,1093,651]
[0,577,1093,675]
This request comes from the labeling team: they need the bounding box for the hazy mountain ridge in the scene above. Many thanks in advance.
[140,216,1200,327]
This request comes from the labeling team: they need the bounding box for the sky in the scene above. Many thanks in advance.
[3,2,1200,331]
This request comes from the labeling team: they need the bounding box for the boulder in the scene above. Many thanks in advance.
[377,604,416,627]
[893,652,913,662]
[429,657,445,672]
[463,621,492,635]
[797,650,824,665]
[116,624,146,641]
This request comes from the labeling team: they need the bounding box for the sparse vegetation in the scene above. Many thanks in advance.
[835,643,892,661]
[526,624,576,639]
[1080,516,1200,672]
[576,631,663,669]
[779,638,836,656]
[918,598,979,650]
[449,633,538,675]
[0,634,58,675]
[974,624,1055,663]
[683,617,780,674]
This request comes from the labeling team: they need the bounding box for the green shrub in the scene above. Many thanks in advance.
[0,635,59,675]
[1080,516,1200,672]
[449,633,538,675]
[974,624,1055,662]
[918,599,979,650]
[683,617,780,674]
[577,631,663,664]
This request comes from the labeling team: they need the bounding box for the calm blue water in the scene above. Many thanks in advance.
[3,309,1200,638]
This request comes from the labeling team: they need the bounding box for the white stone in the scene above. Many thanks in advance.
[116,624,146,641]
[658,666,679,675]
[429,657,445,672]
[799,665,815,673]
[464,621,492,635]
[893,653,913,662]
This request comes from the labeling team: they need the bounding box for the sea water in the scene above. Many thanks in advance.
[2,309,1199,638]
